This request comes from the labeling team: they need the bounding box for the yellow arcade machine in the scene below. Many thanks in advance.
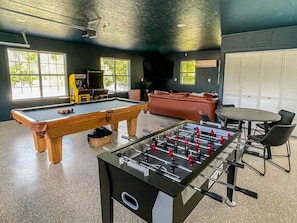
[69,73,92,103]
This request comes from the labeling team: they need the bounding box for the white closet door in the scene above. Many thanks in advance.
[281,49,297,135]
[223,53,242,106]
[223,48,297,136]
[258,50,283,112]
[239,52,261,108]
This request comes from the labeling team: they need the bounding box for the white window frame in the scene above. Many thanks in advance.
[7,48,67,100]
[180,60,196,85]
[100,57,131,92]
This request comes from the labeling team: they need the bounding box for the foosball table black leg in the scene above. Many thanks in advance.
[226,164,237,207]
[98,160,114,223]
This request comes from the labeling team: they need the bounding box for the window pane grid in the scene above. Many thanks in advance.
[8,49,67,100]
[180,60,196,85]
[100,57,130,92]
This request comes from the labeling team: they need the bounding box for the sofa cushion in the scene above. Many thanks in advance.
[148,92,218,122]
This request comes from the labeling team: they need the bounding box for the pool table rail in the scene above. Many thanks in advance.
[10,98,148,164]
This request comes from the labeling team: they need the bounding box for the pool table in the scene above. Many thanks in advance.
[11,98,148,164]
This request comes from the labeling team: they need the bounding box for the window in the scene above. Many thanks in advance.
[180,60,196,85]
[100,57,130,92]
[8,49,67,100]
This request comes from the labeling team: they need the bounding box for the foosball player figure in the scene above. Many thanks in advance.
[207,143,212,155]
[184,137,189,156]
[220,135,225,144]
[188,153,194,167]
[194,140,202,162]
[141,149,149,162]
[190,133,195,142]
[163,133,169,149]
[168,149,177,173]
[173,135,178,153]
[151,143,158,153]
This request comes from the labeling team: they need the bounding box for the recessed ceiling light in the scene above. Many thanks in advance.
[16,19,26,23]
[177,24,186,28]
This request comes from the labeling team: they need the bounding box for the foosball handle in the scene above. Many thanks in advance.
[191,185,223,203]
[228,160,244,169]
[200,189,223,203]
[234,185,258,199]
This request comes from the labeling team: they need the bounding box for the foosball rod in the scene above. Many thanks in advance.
[173,129,225,145]
[119,154,182,182]
[181,127,229,139]
[200,174,258,199]
[143,144,230,174]
[158,138,217,156]
[133,148,193,173]
[189,185,223,203]
[216,155,245,169]
[144,143,203,165]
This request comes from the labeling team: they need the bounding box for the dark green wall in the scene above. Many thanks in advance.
[165,50,220,93]
[218,25,297,104]
[0,33,145,121]
[0,33,220,121]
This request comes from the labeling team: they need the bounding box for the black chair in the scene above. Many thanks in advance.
[199,111,222,128]
[199,111,211,122]
[242,124,296,176]
[254,109,295,133]
[217,104,243,129]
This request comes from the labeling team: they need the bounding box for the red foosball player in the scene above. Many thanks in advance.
[169,148,174,160]
[188,154,194,167]
[207,143,212,155]
[210,129,215,137]
[151,143,158,153]
[195,141,200,152]
[220,135,224,144]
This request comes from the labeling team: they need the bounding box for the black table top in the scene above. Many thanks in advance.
[215,107,281,122]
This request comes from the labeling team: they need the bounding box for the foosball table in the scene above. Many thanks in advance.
[97,120,257,223]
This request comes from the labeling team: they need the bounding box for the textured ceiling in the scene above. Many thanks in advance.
[0,0,297,53]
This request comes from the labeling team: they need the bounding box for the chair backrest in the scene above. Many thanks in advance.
[276,109,295,125]
[199,111,211,122]
[260,124,296,146]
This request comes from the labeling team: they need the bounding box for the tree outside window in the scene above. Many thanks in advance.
[8,49,67,100]
[100,58,130,92]
[180,60,196,85]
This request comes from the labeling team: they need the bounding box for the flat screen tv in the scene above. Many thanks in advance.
[87,70,104,89]
[143,60,174,79]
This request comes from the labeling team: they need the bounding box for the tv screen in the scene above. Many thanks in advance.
[87,70,104,89]
[143,60,174,79]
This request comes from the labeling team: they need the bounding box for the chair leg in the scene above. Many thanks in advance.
[241,146,266,176]
[267,143,291,172]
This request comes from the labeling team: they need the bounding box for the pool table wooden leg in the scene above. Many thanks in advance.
[32,132,47,153]
[110,123,119,131]
[127,118,137,136]
[44,136,63,164]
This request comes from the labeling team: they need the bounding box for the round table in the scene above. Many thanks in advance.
[215,107,281,159]
[215,107,281,125]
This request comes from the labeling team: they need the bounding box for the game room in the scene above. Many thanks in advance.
[1,0,297,222]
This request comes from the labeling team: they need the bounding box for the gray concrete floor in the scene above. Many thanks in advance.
[1,111,297,223]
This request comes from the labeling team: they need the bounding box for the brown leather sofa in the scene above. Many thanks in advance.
[148,91,218,122]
